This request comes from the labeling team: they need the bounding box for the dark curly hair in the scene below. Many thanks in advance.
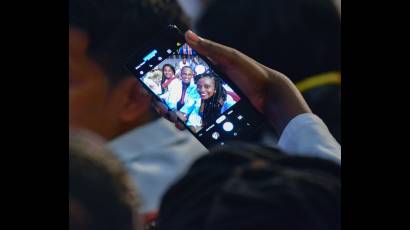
[196,73,227,128]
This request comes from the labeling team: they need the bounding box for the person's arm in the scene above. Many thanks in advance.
[278,113,341,164]
[184,31,311,135]
[179,97,195,115]
[179,98,202,126]
[187,99,203,128]
[183,31,341,163]
[153,31,340,161]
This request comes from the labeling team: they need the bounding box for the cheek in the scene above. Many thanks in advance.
[207,86,215,95]
[69,73,111,130]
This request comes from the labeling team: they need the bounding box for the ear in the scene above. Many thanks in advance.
[116,76,152,124]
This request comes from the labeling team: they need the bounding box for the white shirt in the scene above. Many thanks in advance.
[278,113,341,165]
[108,113,340,213]
[177,60,191,70]
[108,118,207,213]
[166,79,199,110]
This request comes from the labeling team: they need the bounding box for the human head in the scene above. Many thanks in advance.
[180,66,194,85]
[157,143,341,230]
[197,76,215,100]
[162,64,176,79]
[196,73,226,102]
[69,130,141,230]
[69,0,189,139]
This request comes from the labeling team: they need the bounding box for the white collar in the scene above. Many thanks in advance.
[109,118,187,152]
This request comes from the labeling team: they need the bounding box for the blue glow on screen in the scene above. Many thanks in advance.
[143,50,158,62]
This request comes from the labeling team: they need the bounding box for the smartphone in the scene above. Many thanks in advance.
[126,25,266,148]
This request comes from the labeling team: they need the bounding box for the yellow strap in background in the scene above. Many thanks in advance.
[296,71,341,93]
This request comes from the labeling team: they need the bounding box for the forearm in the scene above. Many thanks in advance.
[262,68,312,135]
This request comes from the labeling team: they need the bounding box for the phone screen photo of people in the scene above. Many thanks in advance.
[141,44,240,133]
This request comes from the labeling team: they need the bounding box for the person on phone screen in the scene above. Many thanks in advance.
[158,64,178,101]
[166,66,199,111]
[178,73,235,132]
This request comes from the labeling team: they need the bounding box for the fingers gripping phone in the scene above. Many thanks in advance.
[126,25,266,148]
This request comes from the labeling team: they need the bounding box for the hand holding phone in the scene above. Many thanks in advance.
[126,25,310,148]
[159,30,312,136]
[183,30,311,135]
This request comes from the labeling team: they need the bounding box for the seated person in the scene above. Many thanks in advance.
[166,66,200,110]
[175,55,192,78]
[177,55,192,70]
[190,55,207,75]
[179,43,197,56]
[160,64,177,93]
[178,73,236,132]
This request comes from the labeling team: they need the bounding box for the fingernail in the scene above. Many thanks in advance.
[186,30,200,43]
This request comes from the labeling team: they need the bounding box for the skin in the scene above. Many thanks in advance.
[181,67,194,85]
[197,77,216,100]
[153,30,312,135]
[69,27,152,140]
[163,65,175,79]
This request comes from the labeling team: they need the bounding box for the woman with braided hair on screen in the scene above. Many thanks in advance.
[178,72,236,133]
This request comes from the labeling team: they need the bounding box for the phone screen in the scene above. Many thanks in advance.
[126,26,265,148]
[140,43,241,134]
